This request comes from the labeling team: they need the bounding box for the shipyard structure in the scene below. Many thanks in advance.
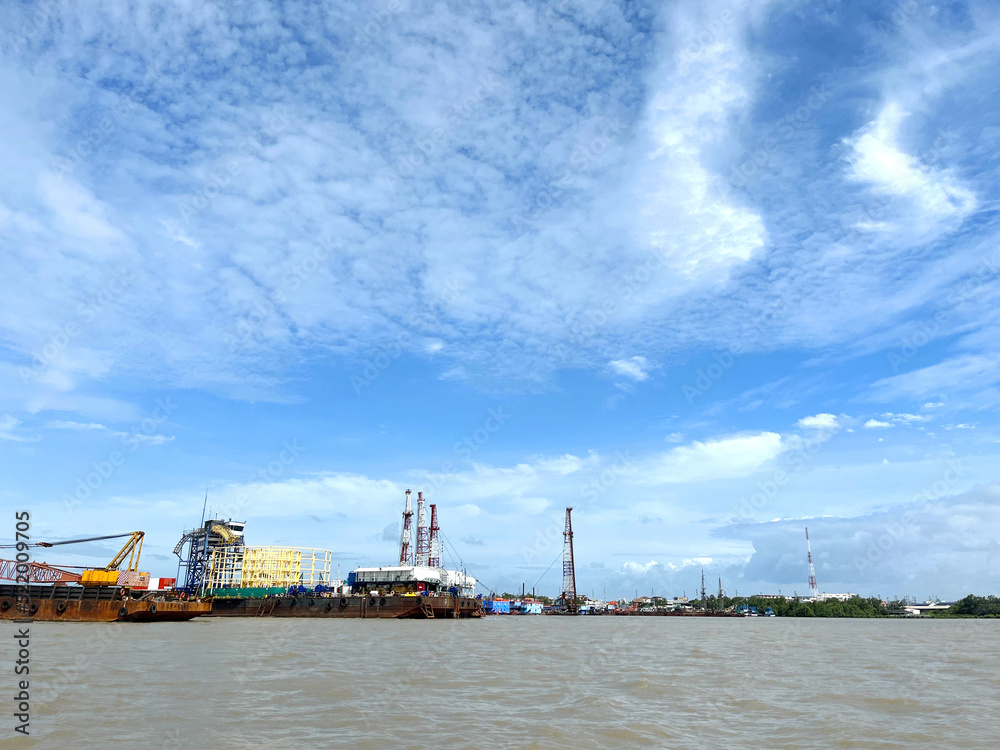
[174,490,482,619]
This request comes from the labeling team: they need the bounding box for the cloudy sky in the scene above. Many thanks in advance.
[2,0,999,601]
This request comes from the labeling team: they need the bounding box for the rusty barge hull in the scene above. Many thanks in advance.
[619,610,744,617]
[210,595,483,619]
[0,584,211,622]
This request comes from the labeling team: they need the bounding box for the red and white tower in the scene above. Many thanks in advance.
[398,489,414,567]
[415,491,430,566]
[428,503,441,568]
[805,526,818,598]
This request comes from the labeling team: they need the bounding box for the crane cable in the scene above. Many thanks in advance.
[0,532,135,549]
[529,548,564,595]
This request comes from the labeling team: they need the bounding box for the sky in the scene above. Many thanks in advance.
[1,0,999,602]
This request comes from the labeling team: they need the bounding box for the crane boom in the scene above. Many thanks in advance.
[105,532,144,571]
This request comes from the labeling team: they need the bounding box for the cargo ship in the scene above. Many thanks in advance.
[174,490,483,619]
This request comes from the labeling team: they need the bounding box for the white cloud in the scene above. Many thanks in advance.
[0,414,31,442]
[881,412,929,424]
[845,101,976,235]
[639,432,783,485]
[111,431,174,446]
[797,413,839,430]
[864,419,892,429]
[869,354,1000,401]
[632,3,767,284]
[608,356,650,382]
[46,420,107,430]
[38,171,126,243]
[623,560,659,574]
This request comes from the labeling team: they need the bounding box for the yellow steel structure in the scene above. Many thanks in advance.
[80,531,149,586]
[205,546,332,591]
[105,531,145,572]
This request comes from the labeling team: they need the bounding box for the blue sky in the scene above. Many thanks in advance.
[1,0,999,601]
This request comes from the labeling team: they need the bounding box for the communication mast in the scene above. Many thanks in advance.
[428,503,441,568]
[805,526,818,598]
[398,489,414,567]
[700,568,707,610]
[415,491,430,566]
[561,507,578,614]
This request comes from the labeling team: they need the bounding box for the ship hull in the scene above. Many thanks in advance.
[209,594,483,619]
[0,584,211,622]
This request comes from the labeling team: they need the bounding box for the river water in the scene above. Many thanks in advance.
[8,616,998,748]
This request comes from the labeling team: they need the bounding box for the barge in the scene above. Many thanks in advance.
[0,584,211,622]
[210,593,482,618]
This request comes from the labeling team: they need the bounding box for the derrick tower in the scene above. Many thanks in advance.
[415,491,430,566]
[428,503,441,568]
[561,507,578,614]
[398,489,414,567]
[805,526,818,598]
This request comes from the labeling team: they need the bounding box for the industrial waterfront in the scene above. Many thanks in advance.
[3,496,992,621]
[11,617,998,749]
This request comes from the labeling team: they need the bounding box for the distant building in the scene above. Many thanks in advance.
[515,600,543,614]
[483,599,510,614]
[806,593,858,603]
[902,601,953,616]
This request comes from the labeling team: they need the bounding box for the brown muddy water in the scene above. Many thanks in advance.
[5,616,998,748]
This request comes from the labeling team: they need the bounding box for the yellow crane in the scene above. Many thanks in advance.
[36,532,148,586]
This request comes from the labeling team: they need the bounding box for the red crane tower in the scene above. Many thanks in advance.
[428,503,441,568]
[398,489,414,567]
[561,507,578,614]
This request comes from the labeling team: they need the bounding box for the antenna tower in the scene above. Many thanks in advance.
[701,568,707,610]
[805,526,818,598]
[428,503,441,568]
[398,489,414,566]
[560,508,578,614]
[415,491,430,566]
